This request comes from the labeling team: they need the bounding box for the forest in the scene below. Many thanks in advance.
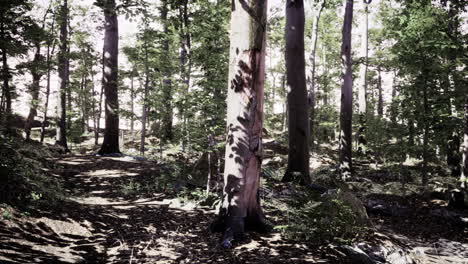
[0,0,467,263]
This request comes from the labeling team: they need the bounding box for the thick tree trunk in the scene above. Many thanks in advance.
[357,0,370,154]
[55,0,69,152]
[211,0,268,248]
[339,0,354,180]
[461,97,468,189]
[25,43,42,140]
[308,0,325,151]
[98,0,120,155]
[282,0,310,184]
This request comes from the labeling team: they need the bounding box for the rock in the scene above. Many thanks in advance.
[337,245,375,264]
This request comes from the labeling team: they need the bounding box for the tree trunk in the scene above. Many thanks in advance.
[460,97,468,189]
[308,0,325,151]
[421,77,429,186]
[96,58,104,146]
[160,0,173,143]
[211,0,268,248]
[130,70,135,133]
[40,17,56,143]
[98,0,120,155]
[140,35,149,155]
[377,66,383,117]
[0,14,12,128]
[179,0,191,152]
[25,42,42,140]
[339,0,354,180]
[55,0,69,152]
[282,0,310,184]
[357,0,370,154]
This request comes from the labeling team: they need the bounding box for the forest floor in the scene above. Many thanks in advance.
[1,139,468,263]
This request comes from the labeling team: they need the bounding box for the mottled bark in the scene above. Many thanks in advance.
[308,0,325,151]
[339,0,354,180]
[282,0,310,184]
[55,0,69,152]
[98,0,120,155]
[179,0,191,152]
[211,0,268,247]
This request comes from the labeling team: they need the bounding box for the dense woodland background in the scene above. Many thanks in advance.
[0,0,467,263]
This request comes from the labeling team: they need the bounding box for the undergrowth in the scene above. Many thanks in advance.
[0,132,65,209]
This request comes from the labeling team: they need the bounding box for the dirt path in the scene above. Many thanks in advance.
[0,154,327,264]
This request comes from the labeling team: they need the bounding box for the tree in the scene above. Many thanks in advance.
[97,0,120,155]
[55,0,70,151]
[0,0,34,129]
[160,0,173,143]
[461,97,468,189]
[282,0,310,184]
[211,0,268,248]
[357,0,371,154]
[307,0,325,151]
[24,16,48,141]
[338,0,353,180]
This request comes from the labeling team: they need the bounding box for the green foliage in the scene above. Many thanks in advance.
[0,132,64,208]
[277,189,368,245]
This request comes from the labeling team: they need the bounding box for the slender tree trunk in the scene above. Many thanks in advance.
[211,0,268,247]
[421,77,429,186]
[357,0,370,154]
[377,66,383,117]
[96,60,104,145]
[130,70,135,133]
[339,0,354,180]
[98,0,120,155]
[25,42,42,140]
[308,0,325,151]
[179,0,191,152]
[1,15,12,128]
[282,0,310,184]
[460,97,468,189]
[55,0,69,152]
[40,18,56,143]
[281,74,287,132]
[140,37,149,155]
[161,0,173,143]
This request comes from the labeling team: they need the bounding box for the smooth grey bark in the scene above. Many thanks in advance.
[282,0,310,184]
[211,0,269,247]
[55,0,69,152]
[308,0,325,151]
[339,0,354,180]
[98,0,120,155]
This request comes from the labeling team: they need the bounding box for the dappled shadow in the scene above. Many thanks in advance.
[364,193,468,244]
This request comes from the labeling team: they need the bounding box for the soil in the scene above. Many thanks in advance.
[0,153,467,263]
